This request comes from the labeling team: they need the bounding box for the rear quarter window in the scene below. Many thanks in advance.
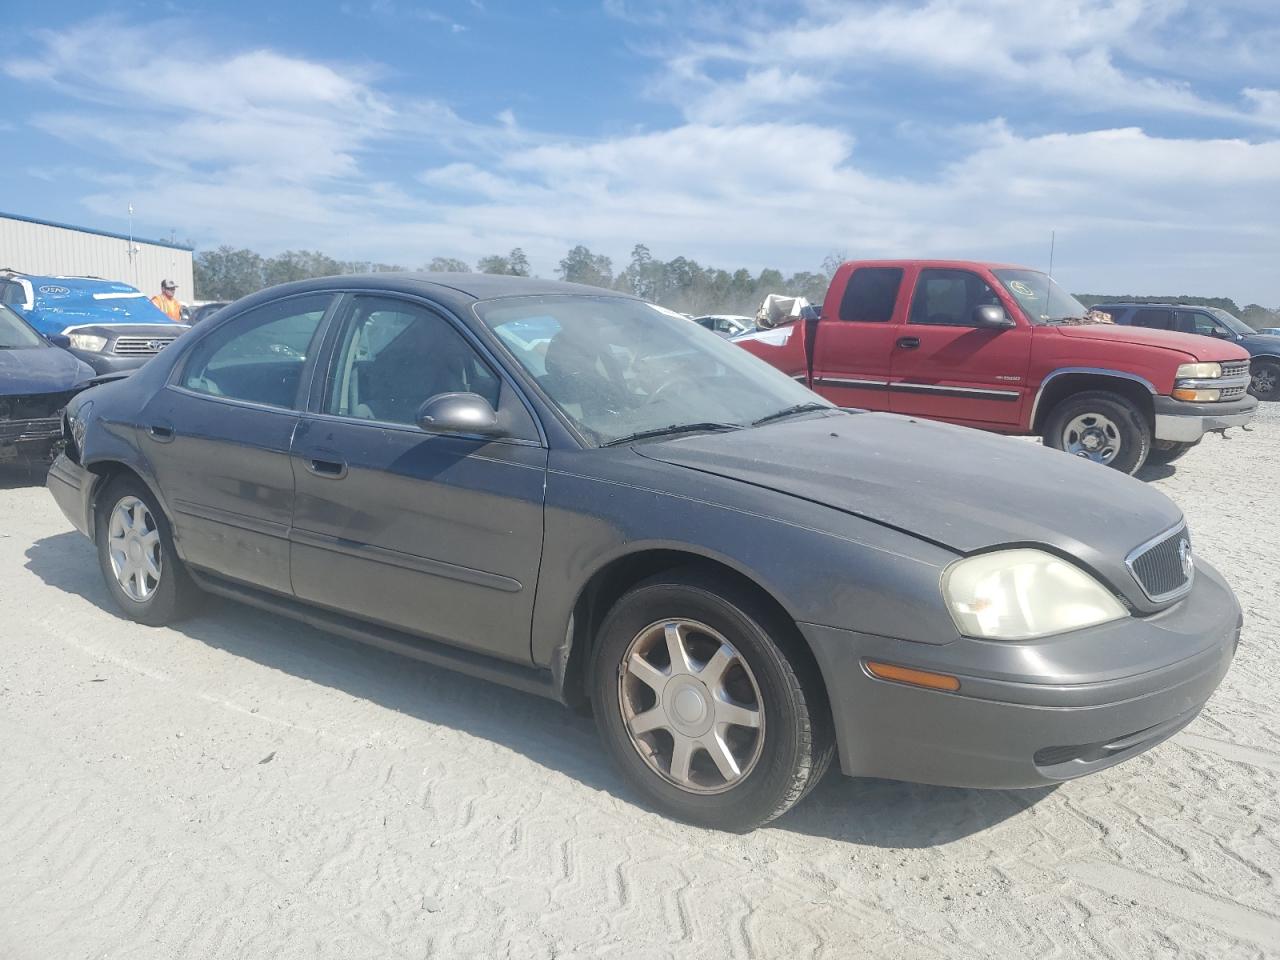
[838,268,903,322]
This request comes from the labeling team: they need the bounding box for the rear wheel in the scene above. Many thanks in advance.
[95,477,200,625]
[1148,439,1198,465]
[592,569,833,831]
[1251,360,1279,401]
[1043,391,1151,474]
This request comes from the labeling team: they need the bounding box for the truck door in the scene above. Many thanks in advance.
[889,267,1030,429]
[808,265,904,410]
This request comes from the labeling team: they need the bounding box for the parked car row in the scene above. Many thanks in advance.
[735,260,1258,475]
[44,272,1242,830]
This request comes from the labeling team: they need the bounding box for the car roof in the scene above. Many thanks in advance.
[1095,302,1217,310]
[839,259,1031,271]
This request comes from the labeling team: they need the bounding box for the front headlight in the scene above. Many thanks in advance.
[67,333,108,352]
[1175,362,1221,379]
[943,549,1127,640]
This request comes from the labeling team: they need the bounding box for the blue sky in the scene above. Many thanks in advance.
[2,0,1279,303]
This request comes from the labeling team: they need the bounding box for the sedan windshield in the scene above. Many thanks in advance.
[475,295,830,445]
[992,269,1091,324]
[0,304,47,349]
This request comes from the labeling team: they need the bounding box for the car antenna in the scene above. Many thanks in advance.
[1044,230,1055,321]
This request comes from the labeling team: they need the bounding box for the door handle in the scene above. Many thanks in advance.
[147,423,175,442]
[896,337,921,350]
[306,457,347,479]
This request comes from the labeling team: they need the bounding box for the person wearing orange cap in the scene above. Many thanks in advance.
[150,279,183,322]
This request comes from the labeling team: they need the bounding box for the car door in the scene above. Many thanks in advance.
[888,267,1030,428]
[1175,310,1235,342]
[288,294,548,663]
[141,292,336,594]
[809,265,904,409]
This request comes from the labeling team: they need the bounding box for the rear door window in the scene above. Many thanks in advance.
[838,268,902,322]
[180,294,331,408]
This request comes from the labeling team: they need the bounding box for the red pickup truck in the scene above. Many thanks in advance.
[737,260,1257,473]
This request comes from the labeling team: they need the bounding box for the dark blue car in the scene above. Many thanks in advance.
[0,303,95,464]
[0,272,188,375]
[1096,302,1280,401]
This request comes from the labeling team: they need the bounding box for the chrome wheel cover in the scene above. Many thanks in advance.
[618,619,765,795]
[107,496,162,602]
[1063,412,1122,464]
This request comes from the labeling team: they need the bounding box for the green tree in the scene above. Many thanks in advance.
[426,257,472,273]
[262,250,343,287]
[508,248,531,277]
[193,246,264,300]
[557,245,614,287]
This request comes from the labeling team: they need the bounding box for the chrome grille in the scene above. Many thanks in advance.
[1127,526,1193,602]
[1221,360,1249,380]
[112,336,176,356]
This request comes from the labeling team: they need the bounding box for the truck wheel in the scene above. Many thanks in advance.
[1250,360,1279,401]
[1043,391,1151,474]
[591,568,833,832]
[95,476,201,626]
[1148,439,1198,465]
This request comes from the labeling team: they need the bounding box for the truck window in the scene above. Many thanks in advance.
[1131,308,1174,330]
[838,267,902,322]
[908,269,1002,327]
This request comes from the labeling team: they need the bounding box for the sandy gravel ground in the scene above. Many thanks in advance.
[1,406,1277,960]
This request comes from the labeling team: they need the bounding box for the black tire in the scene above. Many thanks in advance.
[1148,439,1199,465]
[1250,359,1280,401]
[591,568,834,832]
[95,476,201,626]
[1043,390,1151,474]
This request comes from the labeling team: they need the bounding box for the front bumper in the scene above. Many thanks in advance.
[802,559,1241,788]
[68,349,148,376]
[47,453,95,538]
[1153,394,1257,442]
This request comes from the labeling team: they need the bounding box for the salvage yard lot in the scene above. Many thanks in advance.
[1,406,1277,960]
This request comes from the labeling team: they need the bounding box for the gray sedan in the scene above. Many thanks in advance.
[47,274,1240,830]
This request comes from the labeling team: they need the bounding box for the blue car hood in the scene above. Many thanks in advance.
[1243,333,1280,355]
[0,346,96,395]
[20,290,175,335]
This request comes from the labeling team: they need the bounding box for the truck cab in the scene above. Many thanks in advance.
[736,259,1256,473]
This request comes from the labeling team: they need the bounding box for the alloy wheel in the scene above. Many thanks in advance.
[617,618,765,795]
[1062,412,1122,464]
[107,496,162,602]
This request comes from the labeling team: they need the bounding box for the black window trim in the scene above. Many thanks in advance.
[310,290,548,448]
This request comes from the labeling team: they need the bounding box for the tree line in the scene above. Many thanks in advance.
[193,243,837,316]
[193,244,1278,328]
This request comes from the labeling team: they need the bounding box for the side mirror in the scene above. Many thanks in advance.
[416,392,503,437]
[46,333,72,348]
[1211,327,1234,339]
[973,304,1014,329]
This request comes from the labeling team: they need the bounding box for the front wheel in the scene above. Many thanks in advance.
[591,570,833,831]
[95,477,201,626]
[1251,360,1279,401]
[1043,391,1151,474]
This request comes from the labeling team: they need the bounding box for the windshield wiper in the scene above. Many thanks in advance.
[601,422,741,447]
[751,402,832,427]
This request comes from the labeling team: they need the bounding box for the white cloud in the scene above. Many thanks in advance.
[8,13,1280,303]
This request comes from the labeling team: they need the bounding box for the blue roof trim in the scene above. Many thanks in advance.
[0,211,194,251]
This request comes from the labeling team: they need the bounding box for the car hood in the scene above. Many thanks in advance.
[635,412,1183,610]
[1054,323,1249,361]
[25,298,177,335]
[0,345,95,395]
[62,322,190,339]
[1242,333,1280,355]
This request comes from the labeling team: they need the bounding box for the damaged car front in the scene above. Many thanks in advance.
[0,304,95,465]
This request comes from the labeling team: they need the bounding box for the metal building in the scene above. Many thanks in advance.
[0,211,194,299]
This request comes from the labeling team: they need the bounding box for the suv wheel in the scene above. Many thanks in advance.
[591,569,833,831]
[1043,391,1151,474]
[1251,359,1279,401]
[1148,439,1198,465]
[95,477,201,625]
